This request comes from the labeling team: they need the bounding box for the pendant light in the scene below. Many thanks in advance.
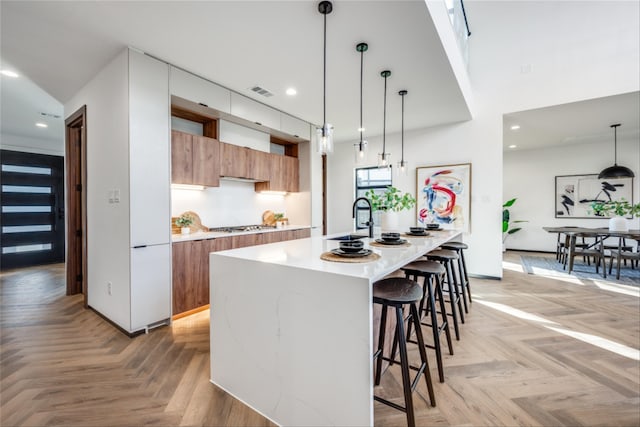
[397,90,408,175]
[316,1,334,155]
[354,42,368,164]
[378,70,391,168]
[598,124,635,179]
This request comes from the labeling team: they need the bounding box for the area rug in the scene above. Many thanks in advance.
[520,255,640,287]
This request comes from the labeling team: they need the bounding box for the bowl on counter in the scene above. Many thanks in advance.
[426,224,440,230]
[409,227,425,234]
[381,232,401,242]
[339,240,365,253]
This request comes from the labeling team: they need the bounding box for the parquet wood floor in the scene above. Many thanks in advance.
[1,252,638,426]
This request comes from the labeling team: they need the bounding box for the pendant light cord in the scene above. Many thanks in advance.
[323,11,327,133]
[401,92,405,161]
[382,74,387,155]
[614,124,618,165]
[359,48,364,144]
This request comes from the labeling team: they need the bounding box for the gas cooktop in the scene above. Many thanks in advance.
[209,224,277,233]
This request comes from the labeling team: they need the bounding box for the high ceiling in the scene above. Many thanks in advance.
[0,0,471,145]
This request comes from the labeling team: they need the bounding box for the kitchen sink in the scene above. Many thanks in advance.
[327,234,368,241]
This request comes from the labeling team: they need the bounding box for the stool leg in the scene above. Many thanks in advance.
[460,249,471,303]
[455,253,469,314]
[443,261,462,338]
[434,273,454,356]
[374,304,388,386]
[410,303,436,407]
[395,306,416,427]
[447,260,465,324]
[425,275,445,383]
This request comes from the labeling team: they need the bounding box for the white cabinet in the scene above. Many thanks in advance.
[170,66,231,113]
[281,113,311,140]
[230,92,280,130]
[129,50,171,247]
[130,245,171,331]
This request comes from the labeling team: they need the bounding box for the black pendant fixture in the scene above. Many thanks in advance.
[316,1,334,155]
[354,42,368,164]
[397,90,408,175]
[378,70,391,168]
[598,124,635,179]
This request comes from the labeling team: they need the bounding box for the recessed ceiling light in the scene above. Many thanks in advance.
[508,144,517,148]
[35,122,48,128]
[1,70,19,78]
[286,88,297,96]
[510,125,520,130]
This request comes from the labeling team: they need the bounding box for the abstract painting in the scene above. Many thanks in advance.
[416,163,471,232]
[555,174,633,218]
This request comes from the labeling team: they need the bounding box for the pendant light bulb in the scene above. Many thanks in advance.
[397,90,408,176]
[354,42,369,165]
[378,70,391,168]
[316,1,334,155]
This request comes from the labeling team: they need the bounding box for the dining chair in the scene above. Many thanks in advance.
[564,233,607,277]
[608,237,640,279]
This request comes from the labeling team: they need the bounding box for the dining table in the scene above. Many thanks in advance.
[543,226,640,273]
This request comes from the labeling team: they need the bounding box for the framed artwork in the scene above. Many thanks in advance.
[416,163,471,232]
[554,174,634,218]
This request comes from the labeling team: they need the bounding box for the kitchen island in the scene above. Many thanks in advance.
[209,229,461,426]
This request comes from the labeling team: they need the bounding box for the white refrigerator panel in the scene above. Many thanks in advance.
[130,244,171,331]
[129,50,171,247]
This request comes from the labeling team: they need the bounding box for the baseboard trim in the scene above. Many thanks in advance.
[505,249,555,254]
[469,274,501,280]
[88,306,146,338]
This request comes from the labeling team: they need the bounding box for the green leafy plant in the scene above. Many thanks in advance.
[591,198,640,217]
[274,213,285,221]
[502,198,527,243]
[175,213,194,228]
[365,186,416,212]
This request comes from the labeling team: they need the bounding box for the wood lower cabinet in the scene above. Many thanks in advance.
[171,130,220,187]
[172,229,310,316]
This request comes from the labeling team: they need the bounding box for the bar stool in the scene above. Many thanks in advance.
[440,241,472,309]
[373,277,436,427]
[400,260,453,383]
[425,249,463,340]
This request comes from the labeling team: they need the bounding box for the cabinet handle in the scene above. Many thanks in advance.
[254,122,262,126]
[133,245,147,249]
[199,102,209,108]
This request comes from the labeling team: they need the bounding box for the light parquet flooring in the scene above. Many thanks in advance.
[1,252,639,426]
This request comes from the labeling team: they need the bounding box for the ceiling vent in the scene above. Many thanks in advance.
[250,85,274,98]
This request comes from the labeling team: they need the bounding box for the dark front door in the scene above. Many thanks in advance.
[1,150,65,269]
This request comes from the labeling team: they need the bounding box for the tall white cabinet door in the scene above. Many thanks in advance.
[230,93,280,130]
[170,66,231,113]
[129,51,171,247]
[130,245,171,331]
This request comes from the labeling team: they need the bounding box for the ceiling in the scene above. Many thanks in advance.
[0,0,471,146]
[503,92,640,152]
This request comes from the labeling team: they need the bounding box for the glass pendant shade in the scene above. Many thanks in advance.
[316,123,334,155]
[354,140,367,164]
[598,123,635,179]
[397,159,408,176]
[397,89,408,176]
[378,152,391,168]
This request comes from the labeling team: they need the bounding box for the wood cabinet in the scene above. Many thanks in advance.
[255,154,299,193]
[172,228,311,316]
[219,142,270,181]
[171,130,220,187]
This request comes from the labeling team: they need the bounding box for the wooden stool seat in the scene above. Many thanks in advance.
[403,260,445,276]
[441,242,468,251]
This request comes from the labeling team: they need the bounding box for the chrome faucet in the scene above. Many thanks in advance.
[352,197,374,238]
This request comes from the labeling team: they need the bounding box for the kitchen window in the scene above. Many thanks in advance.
[354,166,392,229]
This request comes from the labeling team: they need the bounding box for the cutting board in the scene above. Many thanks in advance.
[172,211,209,234]
[262,210,275,226]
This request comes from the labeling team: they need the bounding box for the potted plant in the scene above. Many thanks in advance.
[365,186,416,231]
[274,212,285,229]
[502,198,527,250]
[591,198,640,232]
[175,213,194,234]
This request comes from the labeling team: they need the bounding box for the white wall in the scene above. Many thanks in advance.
[504,136,640,252]
[1,133,64,156]
[64,50,131,329]
[327,1,640,278]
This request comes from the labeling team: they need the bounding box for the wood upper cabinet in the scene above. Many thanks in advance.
[171,130,220,187]
[219,142,270,181]
[255,154,299,193]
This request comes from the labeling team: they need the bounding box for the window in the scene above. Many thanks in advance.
[354,166,392,229]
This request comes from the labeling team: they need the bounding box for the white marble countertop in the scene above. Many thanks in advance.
[213,229,461,282]
[171,224,311,243]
